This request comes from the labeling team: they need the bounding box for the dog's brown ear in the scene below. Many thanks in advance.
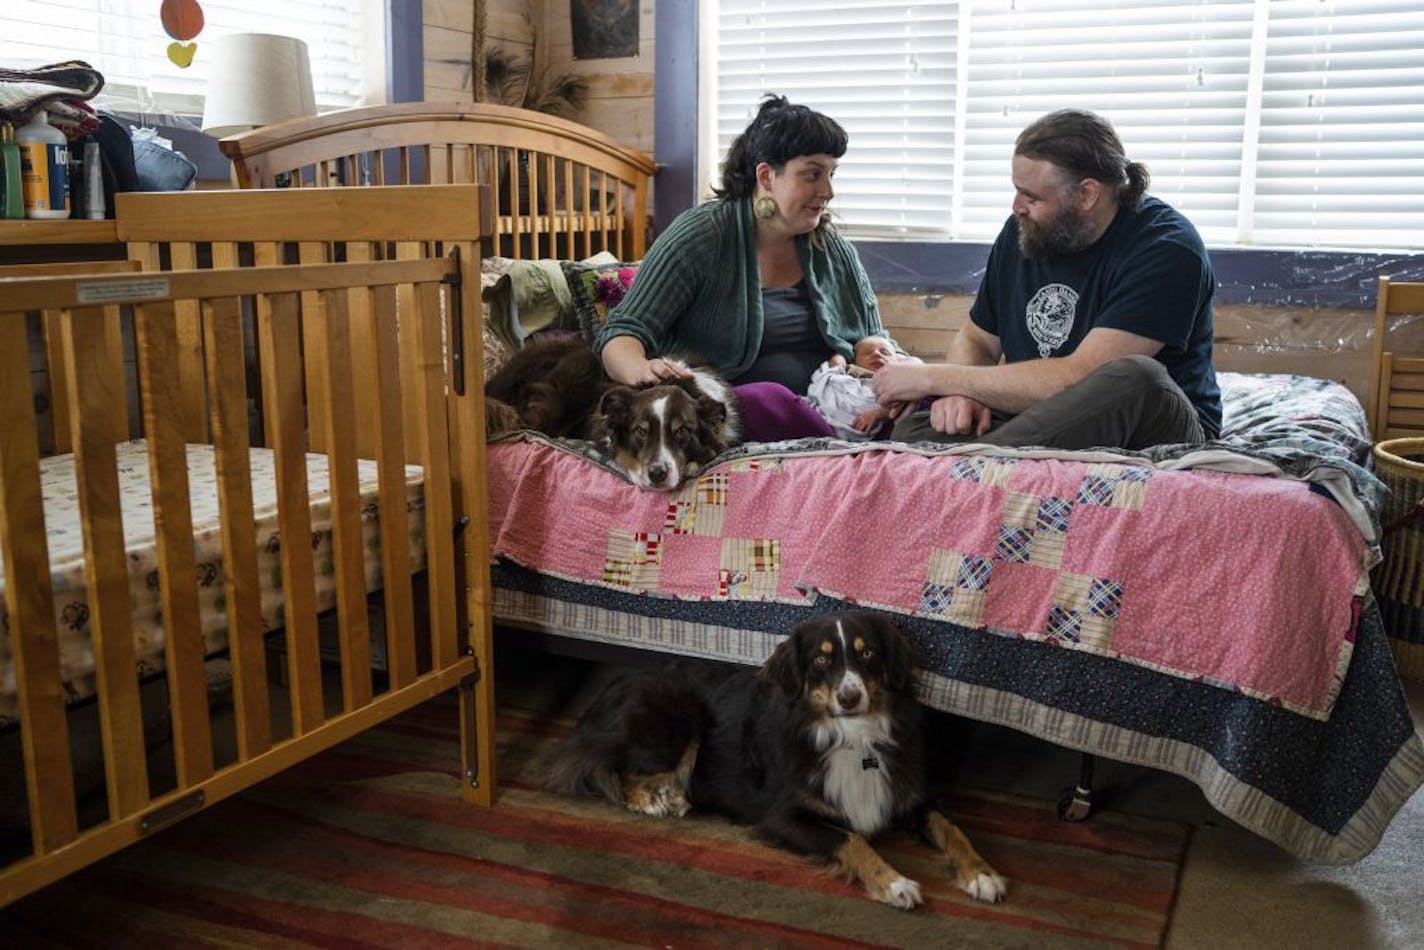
[591,387,634,452]
[760,632,804,698]
[872,613,918,692]
[696,394,729,451]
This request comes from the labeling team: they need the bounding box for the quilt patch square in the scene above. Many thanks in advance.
[1079,463,1152,510]
[947,455,1016,487]
[995,526,1035,563]
[603,529,663,591]
[922,549,992,627]
[1050,572,1123,650]
[998,491,1072,569]
[663,473,729,536]
[718,538,780,600]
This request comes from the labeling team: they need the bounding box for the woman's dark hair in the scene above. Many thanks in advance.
[1015,109,1150,208]
[714,94,849,199]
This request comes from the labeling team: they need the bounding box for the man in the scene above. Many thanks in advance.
[875,109,1220,450]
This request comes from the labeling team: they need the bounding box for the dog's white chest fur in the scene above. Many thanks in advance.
[813,714,896,836]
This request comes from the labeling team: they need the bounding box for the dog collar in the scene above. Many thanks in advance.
[862,754,880,770]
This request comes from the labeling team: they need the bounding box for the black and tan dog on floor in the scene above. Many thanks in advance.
[546,611,1007,909]
[485,336,740,490]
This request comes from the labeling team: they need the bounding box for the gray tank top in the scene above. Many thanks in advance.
[732,283,824,395]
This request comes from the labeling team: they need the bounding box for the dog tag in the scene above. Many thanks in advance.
[862,754,880,770]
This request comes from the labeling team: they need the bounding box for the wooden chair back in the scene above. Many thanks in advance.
[218,101,657,261]
[1368,277,1424,440]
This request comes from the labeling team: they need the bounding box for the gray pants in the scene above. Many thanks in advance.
[889,355,1206,450]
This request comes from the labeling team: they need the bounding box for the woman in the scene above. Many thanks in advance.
[595,94,897,441]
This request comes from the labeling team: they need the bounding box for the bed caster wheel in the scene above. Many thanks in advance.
[1057,784,1094,822]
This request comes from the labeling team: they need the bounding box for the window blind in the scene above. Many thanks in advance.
[0,0,374,116]
[1251,0,1424,250]
[710,0,1424,251]
[714,1,959,238]
[958,0,1255,244]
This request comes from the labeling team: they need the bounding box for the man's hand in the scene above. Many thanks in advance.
[873,362,935,404]
[928,395,992,437]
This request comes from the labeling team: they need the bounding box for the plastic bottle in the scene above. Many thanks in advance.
[16,109,70,219]
[83,136,105,219]
[0,123,24,219]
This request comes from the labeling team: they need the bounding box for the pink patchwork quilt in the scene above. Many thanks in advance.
[489,440,1371,720]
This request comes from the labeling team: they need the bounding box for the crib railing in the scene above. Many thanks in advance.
[0,186,495,906]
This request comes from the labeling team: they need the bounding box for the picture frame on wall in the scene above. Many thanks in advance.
[571,0,639,60]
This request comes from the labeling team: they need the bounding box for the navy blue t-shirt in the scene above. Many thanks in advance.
[970,196,1222,438]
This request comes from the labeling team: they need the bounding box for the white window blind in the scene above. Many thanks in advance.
[709,0,1424,251]
[1251,0,1424,250]
[0,0,375,116]
[714,1,959,238]
[958,0,1255,245]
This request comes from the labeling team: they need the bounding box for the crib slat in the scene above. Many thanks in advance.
[581,166,593,258]
[133,304,214,785]
[398,244,458,667]
[61,306,149,818]
[563,159,576,259]
[203,296,271,759]
[316,286,373,709]
[0,317,79,850]
[131,240,208,442]
[343,241,380,461]
[366,282,417,688]
[253,248,325,735]
[40,316,72,453]
[298,241,331,454]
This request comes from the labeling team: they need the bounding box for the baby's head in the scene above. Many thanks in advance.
[853,336,901,372]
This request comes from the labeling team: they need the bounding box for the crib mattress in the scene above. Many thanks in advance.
[0,440,426,725]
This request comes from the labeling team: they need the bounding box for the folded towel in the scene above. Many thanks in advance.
[0,60,105,125]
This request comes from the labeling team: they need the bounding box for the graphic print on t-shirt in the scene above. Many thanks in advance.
[1025,283,1078,357]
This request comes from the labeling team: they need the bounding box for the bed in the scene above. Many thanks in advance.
[221,103,1424,865]
[0,185,495,906]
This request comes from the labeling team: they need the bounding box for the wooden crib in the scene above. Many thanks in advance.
[219,101,658,261]
[0,185,494,906]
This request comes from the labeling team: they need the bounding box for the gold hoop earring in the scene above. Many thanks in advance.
[754,196,778,220]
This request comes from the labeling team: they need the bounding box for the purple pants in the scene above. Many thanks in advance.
[733,381,835,442]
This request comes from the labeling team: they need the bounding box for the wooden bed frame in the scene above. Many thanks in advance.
[0,185,495,906]
[219,101,658,262]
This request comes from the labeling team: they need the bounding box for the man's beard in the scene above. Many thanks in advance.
[1017,203,1096,258]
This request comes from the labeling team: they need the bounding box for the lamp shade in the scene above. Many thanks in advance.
[201,33,316,137]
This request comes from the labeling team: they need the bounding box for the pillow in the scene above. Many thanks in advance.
[562,259,640,342]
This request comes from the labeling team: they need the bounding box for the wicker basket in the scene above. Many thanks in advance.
[1372,437,1424,681]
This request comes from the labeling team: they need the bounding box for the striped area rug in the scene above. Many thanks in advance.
[5,698,1188,948]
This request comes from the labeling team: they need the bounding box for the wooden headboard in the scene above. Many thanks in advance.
[219,101,657,262]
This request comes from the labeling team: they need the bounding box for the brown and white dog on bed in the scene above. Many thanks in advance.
[484,336,740,490]
[545,611,1007,909]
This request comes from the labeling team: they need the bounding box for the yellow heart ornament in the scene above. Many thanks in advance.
[167,41,197,68]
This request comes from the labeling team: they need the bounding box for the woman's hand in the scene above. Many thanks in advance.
[602,336,694,386]
[629,356,695,386]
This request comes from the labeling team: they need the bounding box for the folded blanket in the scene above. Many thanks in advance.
[0,60,105,125]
